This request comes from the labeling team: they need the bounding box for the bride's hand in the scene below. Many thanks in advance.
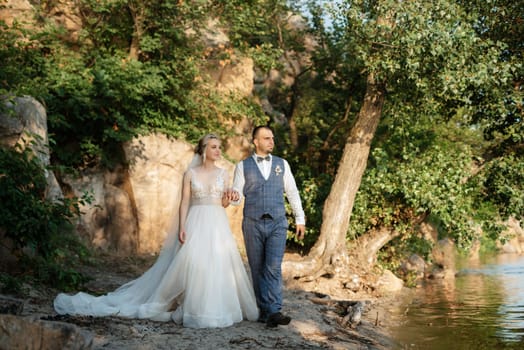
[222,192,230,208]
[225,188,239,201]
[179,229,186,244]
[221,189,237,207]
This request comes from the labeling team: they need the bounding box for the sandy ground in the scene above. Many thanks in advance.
[18,253,405,350]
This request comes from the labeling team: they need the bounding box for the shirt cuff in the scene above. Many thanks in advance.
[295,217,306,226]
[229,198,241,206]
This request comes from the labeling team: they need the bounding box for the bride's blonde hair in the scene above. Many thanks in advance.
[194,133,220,163]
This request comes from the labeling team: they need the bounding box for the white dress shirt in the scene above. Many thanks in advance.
[232,154,306,225]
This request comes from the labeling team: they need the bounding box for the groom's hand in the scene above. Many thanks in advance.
[296,224,305,241]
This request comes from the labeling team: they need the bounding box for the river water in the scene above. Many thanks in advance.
[386,253,524,350]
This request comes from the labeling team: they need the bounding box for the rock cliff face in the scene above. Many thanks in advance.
[0,0,33,26]
[1,97,247,255]
[0,96,63,201]
[63,133,244,254]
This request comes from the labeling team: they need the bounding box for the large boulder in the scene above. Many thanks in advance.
[429,238,456,279]
[62,166,139,253]
[0,0,33,26]
[0,314,93,350]
[61,168,114,251]
[0,96,63,201]
[400,254,426,281]
[499,217,524,254]
[103,183,138,254]
[0,296,24,315]
[123,133,245,253]
[63,133,246,255]
[123,133,194,253]
[376,270,404,294]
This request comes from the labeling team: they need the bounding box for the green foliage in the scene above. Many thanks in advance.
[1,0,300,165]
[286,172,333,250]
[291,0,521,257]
[248,43,285,73]
[43,54,199,167]
[214,0,295,73]
[350,114,481,249]
[0,145,89,290]
[349,102,520,259]
[0,273,24,295]
[0,21,50,98]
[339,0,516,125]
[215,0,284,47]
[458,0,523,149]
[27,253,91,292]
[479,154,524,221]
[185,88,268,140]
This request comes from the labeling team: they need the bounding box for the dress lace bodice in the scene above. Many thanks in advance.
[190,168,225,206]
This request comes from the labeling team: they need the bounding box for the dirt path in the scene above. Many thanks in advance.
[18,253,403,349]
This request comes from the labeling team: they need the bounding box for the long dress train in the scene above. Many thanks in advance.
[54,168,259,328]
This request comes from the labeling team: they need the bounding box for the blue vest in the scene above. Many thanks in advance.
[242,156,286,220]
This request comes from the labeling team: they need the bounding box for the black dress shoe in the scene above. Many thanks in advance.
[266,312,291,328]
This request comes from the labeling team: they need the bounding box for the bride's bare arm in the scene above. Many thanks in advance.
[221,171,231,208]
[178,170,191,243]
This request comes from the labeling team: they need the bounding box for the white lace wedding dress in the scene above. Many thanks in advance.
[54,168,259,328]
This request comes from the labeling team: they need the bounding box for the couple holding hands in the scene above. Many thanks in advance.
[54,125,306,329]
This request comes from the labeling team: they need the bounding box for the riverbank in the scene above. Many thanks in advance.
[7,252,403,349]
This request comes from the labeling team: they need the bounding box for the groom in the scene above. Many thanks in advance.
[231,125,306,328]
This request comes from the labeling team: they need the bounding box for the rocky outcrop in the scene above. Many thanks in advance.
[0,96,63,201]
[499,217,524,254]
[0,295,92,350]
[0,296,24,315]
[0,314,93,350]
[376,270,404,294]
[0,94,248,255]
[428,238,457,279]
[0,0,82,40]
[0,0,33,26]
[123,134,193,253]
[55,133,246,254]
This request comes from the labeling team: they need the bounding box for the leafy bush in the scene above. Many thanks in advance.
[350,116,481,251]
[480,154,524,221]
[0,145,89,291]
[0,273,24,295]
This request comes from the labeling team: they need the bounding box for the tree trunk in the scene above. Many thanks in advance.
[278,21,299,150]
[351,227,400,269]
[128,2,144,60]
[350,211,427,270]
[288,73,386,279]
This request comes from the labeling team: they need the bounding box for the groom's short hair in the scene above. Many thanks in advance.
[252,125,273,140]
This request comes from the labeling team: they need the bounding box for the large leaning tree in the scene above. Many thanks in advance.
[288,0,518,280]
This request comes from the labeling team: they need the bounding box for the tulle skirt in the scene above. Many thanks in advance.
[54,204,259,328]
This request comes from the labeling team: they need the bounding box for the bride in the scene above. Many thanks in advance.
[54,133,259,328]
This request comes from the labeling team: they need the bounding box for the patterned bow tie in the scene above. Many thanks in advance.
[256,155,271,162]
